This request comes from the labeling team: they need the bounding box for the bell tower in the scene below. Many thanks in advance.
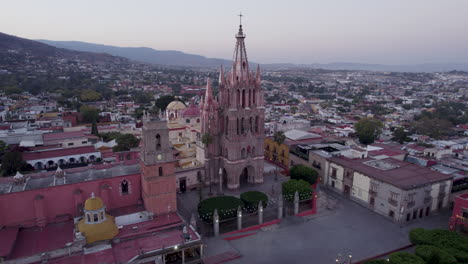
[140,112,177,215]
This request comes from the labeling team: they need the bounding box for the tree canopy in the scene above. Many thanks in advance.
[290,165,318,185]
[79,105,100,124]
[273,131,286,145]
[354,117,384,145]
[1,151,31,176]
[113,133,140,152]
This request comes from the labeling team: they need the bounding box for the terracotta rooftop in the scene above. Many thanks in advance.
[43,131,87,142]
[22,146,98,161]
[328,156,453,190]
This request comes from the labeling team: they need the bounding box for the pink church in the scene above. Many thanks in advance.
[201,22,265,190]
[0,113,202,263]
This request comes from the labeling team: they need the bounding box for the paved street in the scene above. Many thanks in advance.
[203,189,451,264]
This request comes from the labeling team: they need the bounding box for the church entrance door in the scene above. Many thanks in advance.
[179,178,186,193]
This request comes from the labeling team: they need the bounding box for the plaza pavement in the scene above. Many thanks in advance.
[203,189,451,264]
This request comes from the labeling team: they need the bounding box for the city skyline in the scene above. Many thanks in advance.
[2,1,468,65]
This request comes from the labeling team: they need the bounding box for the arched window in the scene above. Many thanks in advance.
[186,119,190,124]
[237,118,240,135]
[249,117,253,132]
[237,89,240,107]
[255,116,259,133]
[196,118,200,123]
[156,134,161,151]
[241,117,245,134]
[253,89,256,105]
[93,213,98,222]
[242,90,246,108]
[121,179,129,195]
[87,214,91,223]
[159,166,163,176]
[225,117,229,136]
[248,90,251,108]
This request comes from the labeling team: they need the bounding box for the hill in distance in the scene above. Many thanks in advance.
[0,32,127,65]
[37,39,232,68]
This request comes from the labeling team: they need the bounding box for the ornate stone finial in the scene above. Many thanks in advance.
[55,166,65,178]
[91,192,95,198]
[13,171,25,184]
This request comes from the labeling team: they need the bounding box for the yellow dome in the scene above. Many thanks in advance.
[167,101,186,111]
[84,196,104,211]
[77,215,119,244]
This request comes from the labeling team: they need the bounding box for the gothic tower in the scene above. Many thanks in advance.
[140,112,177,215]
[201,21,265,190]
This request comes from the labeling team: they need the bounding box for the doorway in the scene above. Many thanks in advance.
[179,178,187,193]
[344,185,351,197]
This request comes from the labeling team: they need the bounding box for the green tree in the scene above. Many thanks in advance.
[80,89,102,102]
[282,179,313,201]
[392,127,410,144]
[413,117,452,139]
[273,131,286,145]
[133,92,153,104]
[201,133,213,146]
[290,165,318,185]
[91,120,99,136]
[354,117,384,145]
[4,85,22,95]
[155,95,176,111]
[1,152,27,176]
[113,134,140,152]
[79,105,100,123]
[389,252,425,264]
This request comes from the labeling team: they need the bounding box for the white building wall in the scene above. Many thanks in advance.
[430,183,440,211]
[352,172,370,203]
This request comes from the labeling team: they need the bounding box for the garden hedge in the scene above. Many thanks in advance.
[282,179,312,201]
[240,191,268,212]
[389,252,425,264]
[198,196,243,223]
[290,164,318,185]
[415,245,457,264]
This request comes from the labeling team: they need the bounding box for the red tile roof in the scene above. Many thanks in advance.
[0,227,18,257]
[22,146,97,161]
[43,131,86,142]
[328,156,453,190]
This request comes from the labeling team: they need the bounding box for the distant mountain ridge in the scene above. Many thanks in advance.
[37,39,232,68]
[0,32,127,65]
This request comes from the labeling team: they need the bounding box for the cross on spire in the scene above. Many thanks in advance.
[238,12,243,25]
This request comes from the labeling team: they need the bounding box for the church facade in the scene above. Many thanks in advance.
[200,23,265,189]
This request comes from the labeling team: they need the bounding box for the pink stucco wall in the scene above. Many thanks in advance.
[0,173,141,228]
[449,193,468,230]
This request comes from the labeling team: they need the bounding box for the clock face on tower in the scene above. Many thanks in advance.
[157,154,163,161]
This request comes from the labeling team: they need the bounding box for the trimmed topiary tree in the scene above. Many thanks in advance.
[363,260,388,264]
[198,196,243,223]
[389,252,425,264]
[415,245,457,264]
[282,179,312,201]
[290,165,318,185]
[240,191,268,213]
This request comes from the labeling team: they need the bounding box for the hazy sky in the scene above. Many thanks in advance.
[2,0,468,65]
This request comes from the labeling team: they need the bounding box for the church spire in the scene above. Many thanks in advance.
[204,78,213,108]
[232,13,249,82]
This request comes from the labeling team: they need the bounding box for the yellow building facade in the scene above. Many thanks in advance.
[264,138,290,168]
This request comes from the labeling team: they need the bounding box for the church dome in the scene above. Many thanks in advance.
[84,194,104,211]
[167,101,186,111]
[182,104,201,117]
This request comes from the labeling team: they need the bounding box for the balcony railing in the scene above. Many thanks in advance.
[388,198,398,207]
[407,201,416,209]
[424,197,432,204]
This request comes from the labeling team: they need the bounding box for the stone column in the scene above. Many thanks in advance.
[278,196,283,219]
[237,206,242,230]
[258,201,263,225]
[213,209,219,237]
[190,213,197,231]
[294,191,299,215]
